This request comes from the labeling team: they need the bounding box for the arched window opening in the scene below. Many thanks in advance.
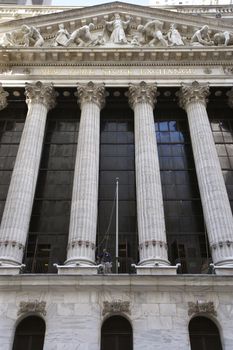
[189,316,222,350]
[101,315,133,350]
[12,316,45,350]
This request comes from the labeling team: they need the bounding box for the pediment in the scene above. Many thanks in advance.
[0,2,232,46]
[0,1,232,67]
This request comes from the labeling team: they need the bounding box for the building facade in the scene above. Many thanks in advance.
[0,1,233,350]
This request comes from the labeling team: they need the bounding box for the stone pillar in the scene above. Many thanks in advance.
[0,81,56,274]
[178,81,233,275]
[129,82,177,275]
[58,81,105,275]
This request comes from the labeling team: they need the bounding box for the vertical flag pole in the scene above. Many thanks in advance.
[116,177,119,274]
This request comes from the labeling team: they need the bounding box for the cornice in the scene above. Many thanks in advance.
[0,274,232,293]
[0,46,232,67]
[0,2,233,34]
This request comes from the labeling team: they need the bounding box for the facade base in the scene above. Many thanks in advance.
[0,264,24,275]
[55,264,100,275]
[213,264,233,275]
[133,264,179,275]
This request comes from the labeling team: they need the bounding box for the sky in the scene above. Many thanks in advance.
[52,0,150,5]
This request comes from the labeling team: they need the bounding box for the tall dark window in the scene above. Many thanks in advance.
[155,92,209,273]
[98,89,137,273]
[13,316,45,350]
[101,315,133,350]
[208,89,233,213]
[0,90,26,222]
[24,90,79,273]
[189,316,222,350]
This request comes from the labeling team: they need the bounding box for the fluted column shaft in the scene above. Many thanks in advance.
[179,81,233,267]
[0,81,56,266]
[65,82,105,266]
[129,82,169,266]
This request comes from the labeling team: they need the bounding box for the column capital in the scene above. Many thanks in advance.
[25,81,56,110]
[178,81,210,110]
[128,81,158,110]
[0,84,9,111]
[76,81,105,110]
[227,88,233,109]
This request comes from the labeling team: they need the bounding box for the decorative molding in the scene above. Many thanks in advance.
[25,81,56,110]
[178,80,210,110]
[139,240,168,250]
[128,81,158,109]
[188,301,217,317]
[76,81,106,110]
[0,240,24,250]
[210,240,233,250]
[18,300,47,316]
[102,300,131,316]
[0,84,8,111]
[67,239,95,250]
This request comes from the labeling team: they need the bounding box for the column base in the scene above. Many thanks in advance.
[0,264,24,275]
[132,263,180,275]
[212,264,233,275]
[55,263,101,275]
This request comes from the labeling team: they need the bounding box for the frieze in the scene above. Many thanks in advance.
[18,300,47,316]
[102,300,131,316]
[188,301,217,317]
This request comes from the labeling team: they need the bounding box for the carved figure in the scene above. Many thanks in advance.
[103,13,132,44]
[54,24,70,47]
[21,25,44,47]
[66,23,95,46]
[0,28,26,47]
[91,34,105,46]
[167,24,184,46]
[214,31,233,46]
[137,20,168,47]
[191,25,214,46]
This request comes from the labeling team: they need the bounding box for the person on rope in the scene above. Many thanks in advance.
[99,248,112,274]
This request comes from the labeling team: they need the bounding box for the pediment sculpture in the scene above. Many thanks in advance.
[0,14,232,48]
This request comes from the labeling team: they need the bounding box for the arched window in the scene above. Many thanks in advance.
[12,316,45,350]
[189,316,222,350]
[101,315,133,350]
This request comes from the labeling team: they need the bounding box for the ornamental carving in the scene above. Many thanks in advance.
[0,15,232,49]
[0,85,9,111]
[76,81,106,110]
[188,301,217,317]
[18,300,47,316]
[178,81,210,110]
[128,81,158,109]
[102,300,131,316]
[25,81,56,110]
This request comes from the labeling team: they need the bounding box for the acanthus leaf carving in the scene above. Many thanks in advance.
[102,300,131,316]
[18,300,47,316]
[188,301,217,317]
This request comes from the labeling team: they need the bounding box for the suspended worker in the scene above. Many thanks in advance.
[99,248,112,274]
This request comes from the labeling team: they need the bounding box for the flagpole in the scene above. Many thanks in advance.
[116,177,119,274]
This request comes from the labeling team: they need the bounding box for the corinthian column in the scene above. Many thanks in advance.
[178,81,233,275]
[0,81,56,274]
[129,82,177,275]
[58,81,105,275]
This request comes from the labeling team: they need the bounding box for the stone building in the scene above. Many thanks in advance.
[0,1,232,350]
